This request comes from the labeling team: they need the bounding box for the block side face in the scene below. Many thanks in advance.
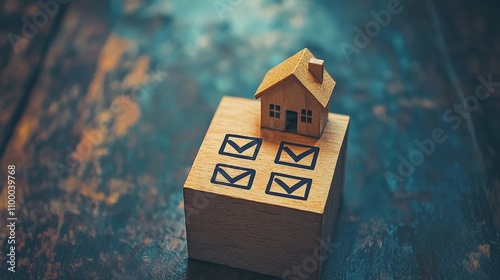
[184,188,322,278]
[318,124,348,276]
[184,96,350,214]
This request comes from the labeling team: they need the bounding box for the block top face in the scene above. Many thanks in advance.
[184,96,349,214]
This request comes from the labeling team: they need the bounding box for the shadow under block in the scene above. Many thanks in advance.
[183,96,349,279]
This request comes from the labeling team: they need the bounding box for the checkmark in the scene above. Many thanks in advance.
[226,139,259,154]
[217,168,252,184]
[265,172,312,200]
[274,178,306,194]
[211,164,255,190]
[281,147,316,163]
[274,141,320,170]
[219,134,263,160]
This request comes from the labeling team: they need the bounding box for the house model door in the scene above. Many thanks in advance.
[285,110,298,133]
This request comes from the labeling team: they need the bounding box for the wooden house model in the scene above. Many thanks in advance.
[254,48,336,138]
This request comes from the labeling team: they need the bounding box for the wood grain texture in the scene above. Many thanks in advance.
[0,0,498,279]
[0,0,68,155]
[185,97,349,214]
[184,97,348,278]
[0,0,176,278]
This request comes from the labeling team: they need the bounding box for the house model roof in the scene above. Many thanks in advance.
[254,48,336,108]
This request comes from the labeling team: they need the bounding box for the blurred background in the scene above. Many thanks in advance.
[0,0,499,279]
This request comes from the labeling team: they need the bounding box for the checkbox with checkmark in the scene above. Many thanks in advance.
[265,172,312,201]
[211,164,256,190]
[219,134,263,160]
[274,141,320,170]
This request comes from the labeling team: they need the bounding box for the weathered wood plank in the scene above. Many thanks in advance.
[323,0,500,279]
[0,0,274,278]
[0,0,69,156]
[0,0,498,279]
[435,0,500,232]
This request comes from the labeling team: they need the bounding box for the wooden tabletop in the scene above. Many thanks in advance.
[0,0,499,279]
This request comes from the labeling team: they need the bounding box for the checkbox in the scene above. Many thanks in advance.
[274,141,320,170]
[211,164,256,190]
[218,134,263,160]
[265,172,312,201]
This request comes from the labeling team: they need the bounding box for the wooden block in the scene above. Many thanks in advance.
[183,96,349,279]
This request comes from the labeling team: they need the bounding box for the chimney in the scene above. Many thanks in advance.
[308,58,324,84]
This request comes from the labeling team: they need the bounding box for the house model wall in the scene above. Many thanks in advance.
[254,48,336,138]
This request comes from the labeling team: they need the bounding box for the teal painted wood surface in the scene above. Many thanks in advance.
[0,0,499,279]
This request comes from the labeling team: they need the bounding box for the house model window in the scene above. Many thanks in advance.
[301,109,312,123]
[269,104,281,118]
[254,48,336,138]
